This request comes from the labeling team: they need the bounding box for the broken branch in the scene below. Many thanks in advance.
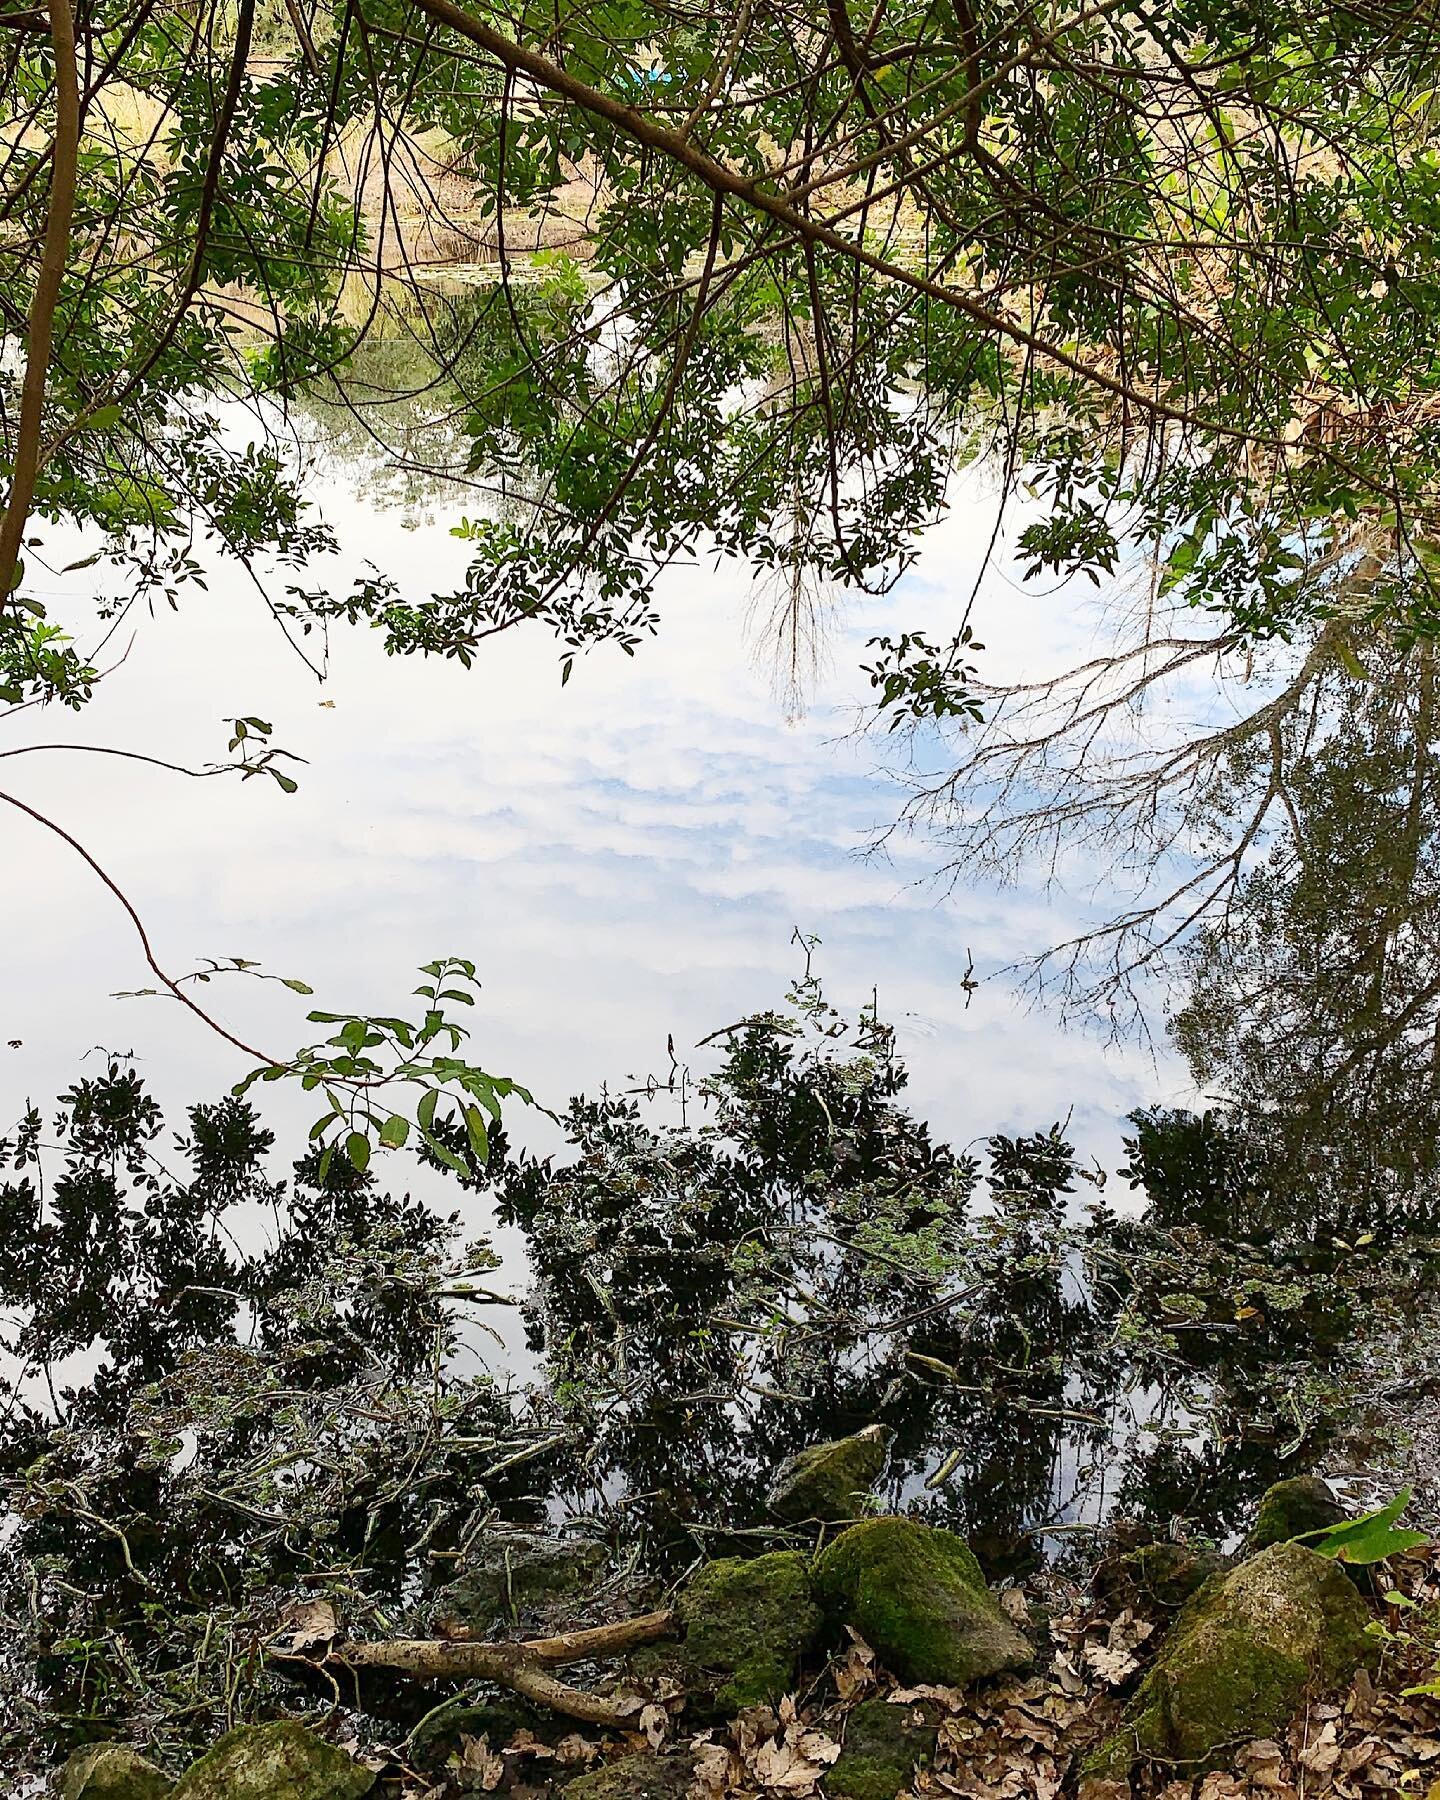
[327,1606,676,1728]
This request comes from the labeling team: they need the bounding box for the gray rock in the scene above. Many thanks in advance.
[1092,1540,1227,1619]
[58,1745,172,1800]
[563,1753,696,1800]
[767,1428,890,1524]
[1086,1541,1374,1779]
[171,1722,375,1800]
[811,1517,1031,1687]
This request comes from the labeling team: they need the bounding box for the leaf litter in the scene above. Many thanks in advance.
[407,1551,1440,1800]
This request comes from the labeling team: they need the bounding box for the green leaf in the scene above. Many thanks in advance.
[1298,1489,1431,1564]
[345,1131,371,1172]
[464,1104,490,1162]
[1335,641,1369,683]
[420,1127,466,1175]
[281,978,314,994]
[379,1114,411,1148]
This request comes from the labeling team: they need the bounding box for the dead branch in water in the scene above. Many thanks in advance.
[327,1606,676,1728]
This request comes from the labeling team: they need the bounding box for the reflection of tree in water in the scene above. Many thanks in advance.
[892,595,1440,1225]
[495,1005,1095,1573]
[287,283,577,524]
[0,1068,534,1763]
[492,975,1429,1572]
[1174,640,1440,1231]
[2,994,1431,1765]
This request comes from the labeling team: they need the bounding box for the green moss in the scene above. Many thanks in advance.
[1246,1477,1347,1555]
[826,1697,938,1800]
[1094,1541,1374,1774]
[811,1518,1030,1687]
[171,1722,376,1800]
[768,1428,890,1523]
[60,1745,172,1800]
[1077,1730,1138,1786]
[678,1551,823,1713]
[564,1752,697,1800]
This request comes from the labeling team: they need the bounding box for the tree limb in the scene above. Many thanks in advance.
[329,1607,675,1727]
[0,0,79,599]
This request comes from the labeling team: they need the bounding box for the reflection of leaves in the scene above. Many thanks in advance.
[1300,1489,1431,1564]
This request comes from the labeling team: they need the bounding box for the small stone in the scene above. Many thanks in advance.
[1092,1541,1226,1618]
[825,1696,939,1800]
[1245,1476,1347,1555]
[410,1696,548,1767]
[171,1722,375,1800]
[678,1551,824,1713]
[811,1517,1031,1687]
[58,1745,172,1800]
[768,1428,891,1524]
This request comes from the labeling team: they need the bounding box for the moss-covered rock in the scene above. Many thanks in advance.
[811,1518,1030,1688]
[410,1696,550,1767]
[825,1696,939,1800]
[1092,1541,1226,1619]
[1245,1476,1347,1555]
[768,1428,891,1524]
[563,1752,696,1800]
[433,1525,608,1630]
[59,1745,172,1800]
[1086,1541,1374,1777]
[171,1722,375,1800]
[678,1551,824,1713]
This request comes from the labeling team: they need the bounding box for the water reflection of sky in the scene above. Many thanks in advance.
[2,440,1198,1281]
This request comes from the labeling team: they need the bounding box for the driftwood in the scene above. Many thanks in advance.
[328,1606,676,1728]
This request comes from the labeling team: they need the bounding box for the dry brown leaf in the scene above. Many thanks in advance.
[270,1596,337,1655]
[554,1734,600,1766]
[748,1735,833,1792]
[998,1588,1030,1626]
[689,1737,735,1800]
[891,1685,964,1708]
[836,1636,878,1702]
[1299,1721,1343,1773]
[453,1733,505,1791]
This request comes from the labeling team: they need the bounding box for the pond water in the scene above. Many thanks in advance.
[3,402,1439,1723]
[1,417,1195,1265]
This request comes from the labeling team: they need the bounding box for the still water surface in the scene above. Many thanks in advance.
[1,424,1194,1222]
[3,416,1437,1698]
